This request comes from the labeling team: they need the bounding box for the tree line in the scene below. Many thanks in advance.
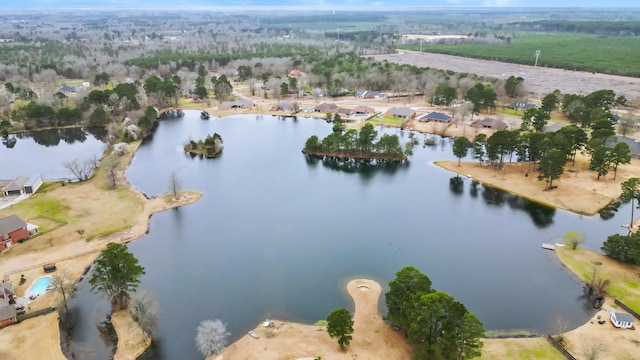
[452,88,632,189]
[385,266,484,359]
[303,122,410,161]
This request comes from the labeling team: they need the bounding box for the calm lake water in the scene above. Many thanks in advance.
[0,127,106,180]
[74,111,628,359]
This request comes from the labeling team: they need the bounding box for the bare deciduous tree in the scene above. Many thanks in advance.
[169,171,182,199]
[195,319,230,357]
[130,290,159,342]
[51,269,75,312]
[581,336,606,360]
[64,157,98,182]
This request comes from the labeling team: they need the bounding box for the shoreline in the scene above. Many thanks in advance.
[213,279,411,360]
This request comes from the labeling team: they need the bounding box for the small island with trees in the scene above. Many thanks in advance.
[184,133,224,158]
[303,122,413,162]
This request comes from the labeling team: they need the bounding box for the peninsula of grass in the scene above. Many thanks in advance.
[555,246,640,311]
[402,32,640,77]
[184,133,223,158]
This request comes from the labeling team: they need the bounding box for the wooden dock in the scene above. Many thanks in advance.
[541,243,556,251]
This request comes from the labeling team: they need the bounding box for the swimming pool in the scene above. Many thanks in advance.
[26,276,52,297]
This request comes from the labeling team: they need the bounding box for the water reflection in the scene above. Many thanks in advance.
[317,156,410,181]
[449,176,464,196]
[14,127,107,147]
[473,181,556,228]
[2,135,16,148]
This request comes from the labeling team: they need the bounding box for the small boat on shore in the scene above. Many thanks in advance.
[248,330,259,339]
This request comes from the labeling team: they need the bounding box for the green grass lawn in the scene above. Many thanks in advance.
[402,32,640,77]
[556,247,640,311]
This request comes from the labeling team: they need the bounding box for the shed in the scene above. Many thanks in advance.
[610,311,634,329]
[420,112,452,123]
[24,174,43,194]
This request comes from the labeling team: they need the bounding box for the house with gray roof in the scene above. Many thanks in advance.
[0,282,17,328]
[1,177,28,196]
[420,112,452,123]
[385,107,415,119]
[607,136,640,158]
[271,101,298,112]
[0,215,33,251]
[610,311,634,329]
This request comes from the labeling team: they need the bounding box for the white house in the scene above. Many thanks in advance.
[610,311,634,329]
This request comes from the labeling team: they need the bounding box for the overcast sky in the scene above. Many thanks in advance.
[5,0,639,8]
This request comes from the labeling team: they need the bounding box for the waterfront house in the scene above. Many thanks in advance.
[610,311,634,329]
[1,177,28,196]
[315,103,338,113]
[219,100,254,110]
[385,107,415,119]
[420,112,452,123]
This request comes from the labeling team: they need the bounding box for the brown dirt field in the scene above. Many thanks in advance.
[213,279,411,360]
[0,312,66,360]
[372,50,640,100]
[112,310,150,360]
[436,153,640,216]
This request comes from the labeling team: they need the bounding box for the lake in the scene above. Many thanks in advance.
[0,127,107,180]
[79,111,628,359]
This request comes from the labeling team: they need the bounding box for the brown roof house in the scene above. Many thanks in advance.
[385,107,415,119]
[352,105,375,115]
[315,102,338,113]
[337,108,353,116]
[0,214,34,251]
[0,282,17,328]
[471,117,508,130]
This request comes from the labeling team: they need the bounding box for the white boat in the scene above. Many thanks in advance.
[248,331,259,339]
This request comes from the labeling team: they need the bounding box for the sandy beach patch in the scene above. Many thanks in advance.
[213,279,411,360]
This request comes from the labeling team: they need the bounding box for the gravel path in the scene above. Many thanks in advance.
[372,50,640,100]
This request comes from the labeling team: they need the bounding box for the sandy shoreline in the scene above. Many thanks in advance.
[213,279,411,360]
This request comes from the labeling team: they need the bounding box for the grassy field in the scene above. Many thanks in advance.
[402,32,640,77]
[555,246,640,311]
